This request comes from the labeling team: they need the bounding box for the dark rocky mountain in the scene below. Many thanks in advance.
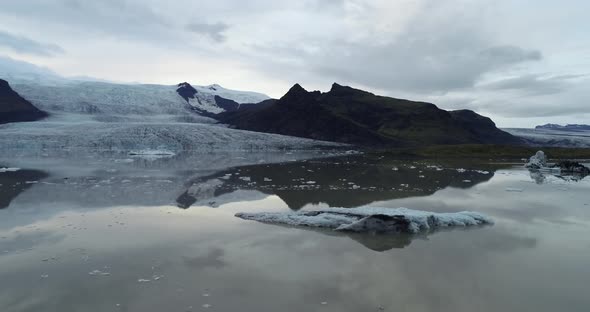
[216,83,522,147]
[536,124,590,131]
[0,79,48,124]
[176,82,198,102]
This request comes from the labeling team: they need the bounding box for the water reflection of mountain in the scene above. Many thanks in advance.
[0,169,49,209]
[177,156,499,210]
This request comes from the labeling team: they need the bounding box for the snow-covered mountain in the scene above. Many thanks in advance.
[176,82,269,115]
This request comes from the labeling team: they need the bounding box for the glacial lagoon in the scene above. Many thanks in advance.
[1,152,589,312]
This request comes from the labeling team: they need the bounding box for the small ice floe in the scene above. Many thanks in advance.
[89,269,111,276]
[114,158,134,163]
[235,207,493,234]
[137,278,151,283]
[505,188,524,192]
[239,176,251,182]
[128,149,175,160]
[463,180,472,183]
[202,304,212,308]
[263,178,272,182]
[0,167,20,173]
[456,168,467,173]
[40,274,49,279]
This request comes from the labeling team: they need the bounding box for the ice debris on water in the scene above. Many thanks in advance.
[505,188,524,192]
[89,269,111,276]
[0,167,20,173]
[236,207,493,234]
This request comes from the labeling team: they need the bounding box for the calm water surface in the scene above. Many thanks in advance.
[1,153,589,312]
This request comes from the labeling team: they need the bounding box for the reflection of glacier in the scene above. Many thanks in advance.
[0,151,332,210]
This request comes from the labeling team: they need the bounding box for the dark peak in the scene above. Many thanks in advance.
[289,83,307,93]
[176,82,198,102]
[0,79,17,96]
[328,83,373,96]
[330,82,344,91]
[0,78,11,89]
[280,83,310,100]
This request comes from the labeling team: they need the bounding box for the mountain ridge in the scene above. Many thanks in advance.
[535,123,590,132]
[217,83,522,147]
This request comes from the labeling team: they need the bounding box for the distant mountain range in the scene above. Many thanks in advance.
[0,61,523,148]
[217,83,521,146]
[0,79,48,124]
[535,124,590,132]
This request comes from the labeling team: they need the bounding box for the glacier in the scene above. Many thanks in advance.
[504,128,590,148]
[235,207,493,234]
[0,78,345,153]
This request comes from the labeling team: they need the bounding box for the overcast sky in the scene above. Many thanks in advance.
[0,0,588,127]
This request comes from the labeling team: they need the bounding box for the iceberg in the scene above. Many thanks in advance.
[235,207,493,234]
[524,151,547,169]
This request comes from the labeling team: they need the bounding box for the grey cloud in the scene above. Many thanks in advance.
[0,0,171,42]
[0,30,64,56]
[186,22,230,42]
[478,74,582,95]
[479,45,542,64]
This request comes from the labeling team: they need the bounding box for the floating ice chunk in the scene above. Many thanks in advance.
[0,167,20,173]
[138,278,151,283]
[128,149,175,156]
[89,269,110,276]
[263,178,272,182]
[525,151,547,169]
[505,188,524,192]
[236,207,493,234]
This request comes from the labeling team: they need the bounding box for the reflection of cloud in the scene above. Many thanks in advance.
[0,230,66,255]
[183,247,226,269]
